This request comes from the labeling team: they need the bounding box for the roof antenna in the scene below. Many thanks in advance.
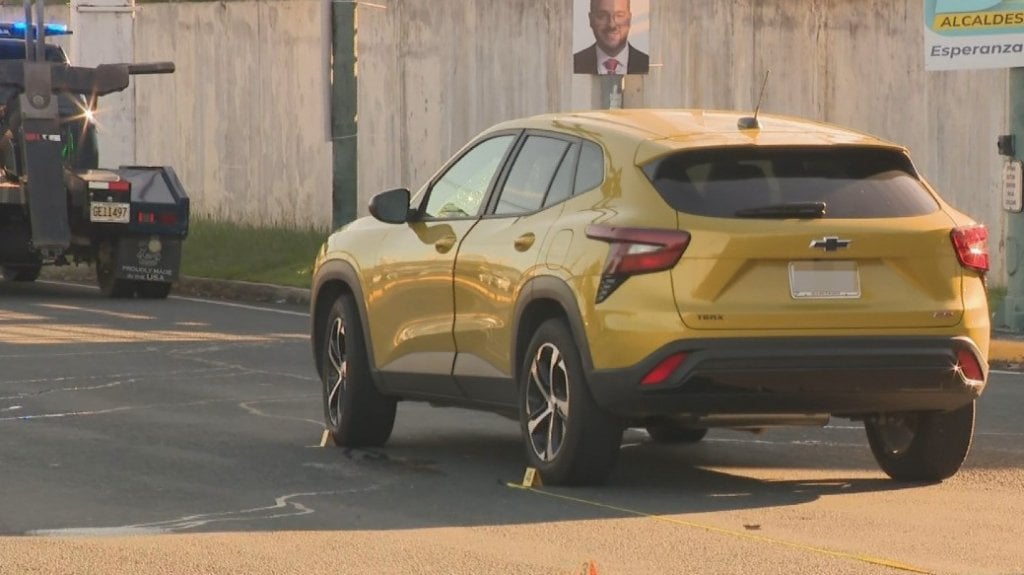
[737,69,771,130]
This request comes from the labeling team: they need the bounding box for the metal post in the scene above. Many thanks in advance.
[600,75,624,109]
[331,0,358,228]
[1002,67,1024,331]
[23,0,33,60]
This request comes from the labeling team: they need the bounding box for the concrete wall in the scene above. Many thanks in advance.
[133,1,332,230]
[357,0,1009,280]
[1,1,1010,279]
[3,1,333,230]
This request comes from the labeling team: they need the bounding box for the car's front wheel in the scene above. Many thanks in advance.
[864,401,975,482]
[320,292,396,447]
[519,319,623,486]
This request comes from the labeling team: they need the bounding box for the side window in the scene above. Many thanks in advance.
[574,141,604,195]
[543,142,579,208]
[424,135,515,219]
[494,136,571,216]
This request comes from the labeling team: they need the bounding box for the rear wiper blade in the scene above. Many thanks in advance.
[734,202,827,219]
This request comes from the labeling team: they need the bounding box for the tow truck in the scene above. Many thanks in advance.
[0,1,189,298]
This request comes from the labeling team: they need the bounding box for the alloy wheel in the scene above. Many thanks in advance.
[326,315,347,428]
[526,342,570,462]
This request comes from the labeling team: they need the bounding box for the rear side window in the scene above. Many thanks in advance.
[574,141,604,194]
[494,135,572,215]
[644,147,939,219]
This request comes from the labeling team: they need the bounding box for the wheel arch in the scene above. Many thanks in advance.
[512,275,594,383]
[310,259,373,379]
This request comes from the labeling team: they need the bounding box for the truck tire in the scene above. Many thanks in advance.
[96,262,135,298]
[96,241,135,298]
[2,264,41,282]
[865,401,975,482]
[137,281,172,299]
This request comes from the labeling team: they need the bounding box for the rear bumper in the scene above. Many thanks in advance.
[587,336,987,419]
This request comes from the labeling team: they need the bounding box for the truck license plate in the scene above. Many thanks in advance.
[90,202,130,223]
[789,261,861,299]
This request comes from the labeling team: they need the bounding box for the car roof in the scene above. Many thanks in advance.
[491,109,905,164]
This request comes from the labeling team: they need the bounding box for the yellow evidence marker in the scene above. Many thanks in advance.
[521,467,543,487]
[319,429,333,447]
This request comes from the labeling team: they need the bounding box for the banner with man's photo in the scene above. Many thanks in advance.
[573,0,650,75]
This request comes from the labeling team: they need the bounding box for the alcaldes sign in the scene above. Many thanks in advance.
[925,0,1024,70]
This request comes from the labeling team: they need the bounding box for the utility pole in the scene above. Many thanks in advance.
[1001,69,1024,331]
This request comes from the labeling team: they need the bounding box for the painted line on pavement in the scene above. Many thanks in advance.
[38,280,307,317]
[171,295,307,317]
[990,369,1024,376]
[506,483,933,574]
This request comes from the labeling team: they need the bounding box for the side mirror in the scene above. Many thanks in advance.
[368,188,412,224]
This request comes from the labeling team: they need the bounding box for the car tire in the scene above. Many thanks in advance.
[864,401,975,482]
[645,425,708,444]
[519,319,623,486]
[2,264,41,282]
[320,292,396,447]
[137,281,172,299]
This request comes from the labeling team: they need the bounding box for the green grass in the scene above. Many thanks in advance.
[181,220,1018,314]
[181,218,329,289]
[989,284,1006,317]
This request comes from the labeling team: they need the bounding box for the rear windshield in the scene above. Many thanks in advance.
[644,147,939,219]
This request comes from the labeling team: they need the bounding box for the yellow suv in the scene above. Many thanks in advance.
[310,109,989,486]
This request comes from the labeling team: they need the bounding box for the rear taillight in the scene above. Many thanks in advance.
[955,348,985,382]
[641,352,689,386]
[585,225,690,303]
[951,225,988,273]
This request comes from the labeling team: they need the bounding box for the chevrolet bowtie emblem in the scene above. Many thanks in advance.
[810,236,851,252]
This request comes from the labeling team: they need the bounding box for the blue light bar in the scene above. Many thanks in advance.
[0,21,72,38]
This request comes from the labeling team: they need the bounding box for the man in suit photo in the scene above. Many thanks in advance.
[573,0,649,75]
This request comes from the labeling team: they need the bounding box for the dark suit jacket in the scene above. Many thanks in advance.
[573,43,649,75]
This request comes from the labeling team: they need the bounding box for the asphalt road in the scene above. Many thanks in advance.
[1,279,1022,575]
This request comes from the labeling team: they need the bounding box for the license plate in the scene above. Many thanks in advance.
[90,202,130,223]
[789,261,860,299]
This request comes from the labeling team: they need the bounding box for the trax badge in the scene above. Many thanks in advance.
[810,236,851,252]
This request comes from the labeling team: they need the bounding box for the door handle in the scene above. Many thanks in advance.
[514,233,536,252]
[435,236,456,253]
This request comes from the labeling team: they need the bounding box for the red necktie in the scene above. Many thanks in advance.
[603,58,620,74]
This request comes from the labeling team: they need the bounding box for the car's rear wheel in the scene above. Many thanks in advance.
[2,264,41,282]
[320,292,396,447]
[864,401,975,482]
[519,319,623,486]
[645,425,708,444]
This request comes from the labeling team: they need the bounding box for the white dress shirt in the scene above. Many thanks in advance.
[596,45,629,75]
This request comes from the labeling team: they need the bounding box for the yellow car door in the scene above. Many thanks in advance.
[367,134,517,397]
[452,134,578,405]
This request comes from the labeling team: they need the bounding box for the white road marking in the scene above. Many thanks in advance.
[989,369,1024,376]
[172,295,308,317]
[0,394,313,423]
[37,279,308,317]
[239,397,321,427]
[28,487,387,536]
